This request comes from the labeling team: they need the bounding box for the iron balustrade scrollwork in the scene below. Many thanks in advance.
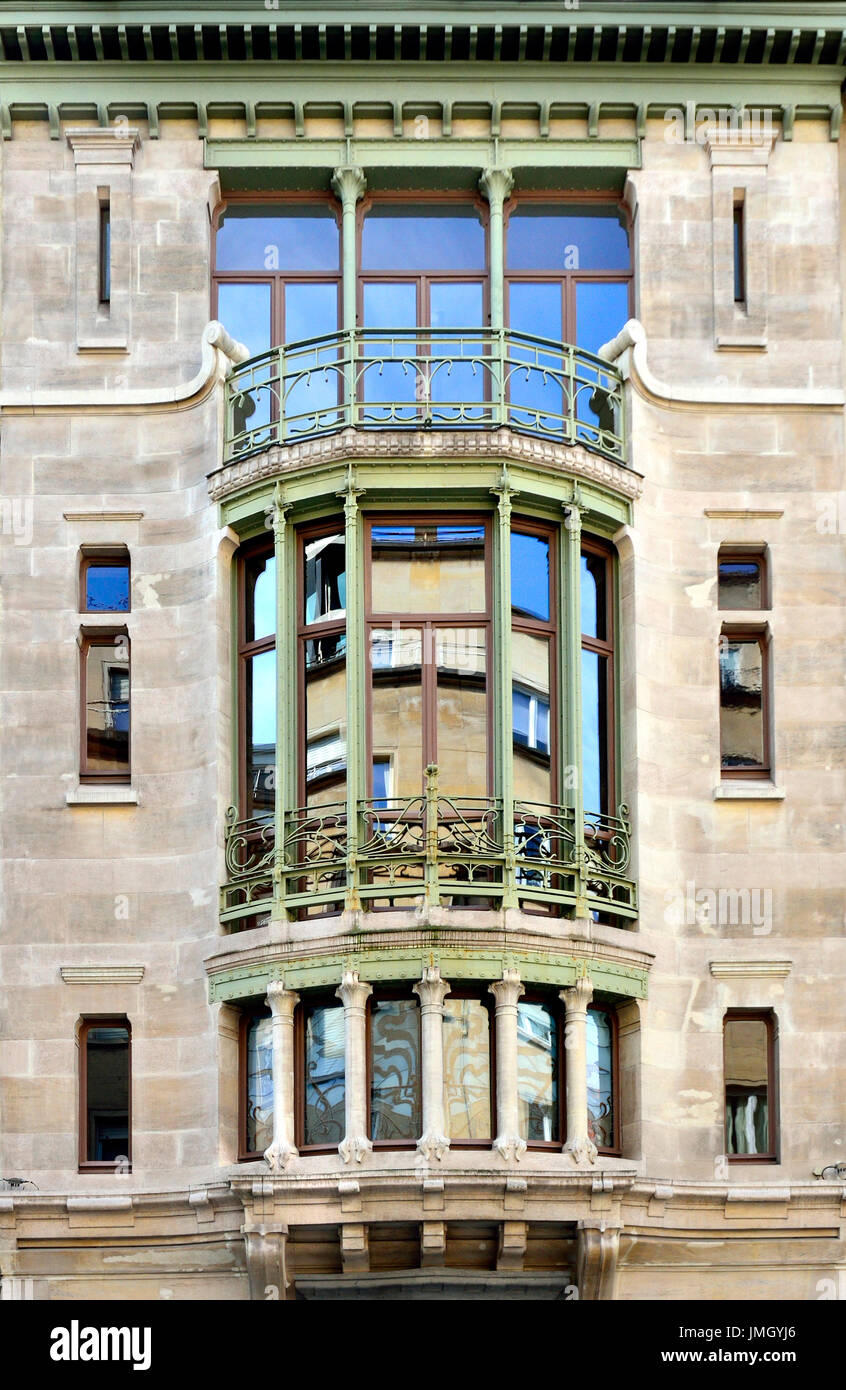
[224,327,627,465]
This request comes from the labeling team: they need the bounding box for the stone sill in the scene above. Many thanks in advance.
[66,785,138,806]
[713,782,784,801]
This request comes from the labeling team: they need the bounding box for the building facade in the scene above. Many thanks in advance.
[0,2,845,1301]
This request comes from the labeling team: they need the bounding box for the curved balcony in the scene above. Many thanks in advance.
[221,765,637,928]
[224,327,627,466]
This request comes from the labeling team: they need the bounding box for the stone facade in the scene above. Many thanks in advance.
[0,6,845,1301]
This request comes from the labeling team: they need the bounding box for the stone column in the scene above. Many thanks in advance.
[489,968,526,1161]
[414,965,451,1161]
[331,164,367,333]
[478,166,514,332]
[560,975,598,1165]
[263,980,300,1172]
[336,969,373,1164]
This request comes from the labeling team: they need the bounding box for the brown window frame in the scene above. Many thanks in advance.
[442,988,496,1151]
[581,535,616,818]
[237,535,276,816]
[367,987,422,1151]
[238,1005,272,1163]
[78,1016,132,1173]
[294,994,346,1155]
[511,515,559,804]
[724,1009,779,1164]
[717,547,769,611]
[587,1002,621,1157]
[79,550,131,614]
[296,517,348,809]
[719,624,772,781]
[79,628,131,785]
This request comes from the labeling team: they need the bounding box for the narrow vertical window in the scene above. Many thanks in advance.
[81,632,130,782]
[369,994,421,1145]
[732,196,745,305]
[80,1020,130,1168]
[516,997,562,1145]
[443,993,493,1144]
[719,630,770,777]
[99,195,111,305]
[581,541,615,816]
[299,999,345,1149]
[725,1012,777,1161]
[239,541,276,816]
[240,1010,273,1160]
[587,1006,619,1154]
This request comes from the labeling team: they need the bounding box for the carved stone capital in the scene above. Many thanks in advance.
[417,1131,450,1163]
[263,1138,298,1172]
[493,1134,528,1163]
[489,967,524,1012]
[576,1221,620,1300]
[561,974,593,1018]
[331,164,367,207]
[265,979,299,1022]
[413,965,450,1013]
[336,969,372,1014]
[564,1135,598,1166]
[244,1223,291,1301]
[479,166,515,208]
[338,1133,373,1165]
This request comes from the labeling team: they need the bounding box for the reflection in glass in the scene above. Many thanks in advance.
[512,631,552,804]
[85,563,130,613]
[303,1004,345,1147]
[581,552,606,639]
[370,524,486,614]
[725,1017,770,1155]
[719,560,762,610]
[581,649,607,815]
[284,282,342,433]
[362,281,419,419]
[85,1025,130,1162]
[587,1010,614,1149]
[216,205,340,273]
[304,534,345,625]
[246,649,276,813]
[574,280,630,357]
[443,999,492,1140]
[508,282,564,429]
[305,633,346,806]
[85,640,130,775]
[429,281,486,420]
[507,206,629,272]
[370,628,423,799]
[245,550,275,643]
[361,206,485,271]
[435,627,487,797]
[245,1014,273,1155]
[370,999,421,1141]
[719,639,765,769]
[511,531,550,621]
[217,282,272,359]
[517,1001,559,1142]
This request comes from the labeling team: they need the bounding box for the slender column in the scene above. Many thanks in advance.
[479,166,514,333]
[414,966,451,1161]
[563,498,587,914]
[492,469,517,907]
[560,975,598,1165]
[269,485,293,921]
[263,980,300,1172]
[489,968,526,1162]
[340,470,364,911]
[336,969,373,1164]
[331,165,367,426]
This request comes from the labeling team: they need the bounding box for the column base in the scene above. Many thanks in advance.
[564,1136,598,1165]
[338,1134,373,1164]
[263,1139,298,1172]
[417,1132,450,1162]
[493,1134,527,1162]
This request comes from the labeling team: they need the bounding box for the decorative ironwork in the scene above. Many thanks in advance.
[225,327,626,465]
[221,807,275,917]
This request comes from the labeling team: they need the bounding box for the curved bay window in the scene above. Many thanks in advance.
[369,991,422,1146]
[516,996,619,1153]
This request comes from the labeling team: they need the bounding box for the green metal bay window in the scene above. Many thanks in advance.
[223,482,636,927]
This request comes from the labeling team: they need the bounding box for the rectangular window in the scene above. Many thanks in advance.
[516,997,562,1145]
[581,542,615,816]
[240,1010,273,1160]
[718,549,766,610]
[443,994,493,1144]
[719,630,770,777]
[79,1019,130,1168]
[239,541,276,816]
[99,196,111,305]
[298,1000,345,1150]
[587,1006,619,1155]
[733,197,746,305]
[81,632,130,782]
[725,1012,777,1161]
[80,553,130,613]
[369,994,421,1145]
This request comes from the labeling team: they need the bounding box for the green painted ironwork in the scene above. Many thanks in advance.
[225,326,627,465]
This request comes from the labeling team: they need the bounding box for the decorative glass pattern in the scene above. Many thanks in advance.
[370,999,421,1141]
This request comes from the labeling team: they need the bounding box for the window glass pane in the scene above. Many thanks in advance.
[304,533,345,625]
[719,560,762,610]
[362,282,419,420]
[245,1015,273,1154]
[512,631,552,804]
[305,632,347,808]
[507,282,564,429]
[429,282,487,421]
[517,1001,559,1142]
[574,280,630,357]
[216,205,339,272]
[587,1010,614,1150]
[430,280,484,330]
[372,756,392,808]
[435,626,487,797]
[511,532,550,621]
[216,281,271,359]
[303,1004,345,1147]
[370,999,421,1141]
[370,524,486,614]
[245,551,275,643]
[284,283,343,435]
[720,638,765,768]
[725,1017,770,1155]
[370,628,423,800]
[362,206,485,271]
[508,280,562,342]
[85,1026,129,1162]
[581,649,608,814]
[85,563,129,613]
[85,639,130,775]
[443,999,492,1140]
[581,552,607,639]
[246,649,275,813]
[507,206,629,271]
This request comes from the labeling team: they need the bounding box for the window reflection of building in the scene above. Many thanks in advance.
[302,1001,345,1149]
[369,996,422,1144]
[301,527,347,808]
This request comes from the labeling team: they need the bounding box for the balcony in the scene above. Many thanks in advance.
[221,765,637,928]
[224,328,627,466]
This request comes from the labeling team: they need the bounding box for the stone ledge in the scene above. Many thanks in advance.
[66,785,138,806]
[60,965,145,985]
[709,959,792,980]
[713,782,785,801]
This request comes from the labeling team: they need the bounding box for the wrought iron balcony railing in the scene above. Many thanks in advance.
[224,327,627,465]
[221,767,637,927]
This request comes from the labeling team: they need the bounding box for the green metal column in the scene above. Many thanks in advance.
[493,468,517,909]
[562,493,588,917]
[271,483,293,922]
[331,164,366,426]
[341,468,364,912]
[479,166,514,332]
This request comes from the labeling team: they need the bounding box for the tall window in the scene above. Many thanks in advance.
[719,631,770,778]
[369,992,422,1146]
[298,523,347,808]
[238,540,276,815]
[517,996,563,1145]
[511,523,556,807]
[80,632,130,783]
[240,1009,273,1160]
[587,1006,619,1154]
[581,540,615,816]
[443,992,494,1145]
[724,1012,777,1161]
[79,1019,131,1169]
[298,999,346,1150]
